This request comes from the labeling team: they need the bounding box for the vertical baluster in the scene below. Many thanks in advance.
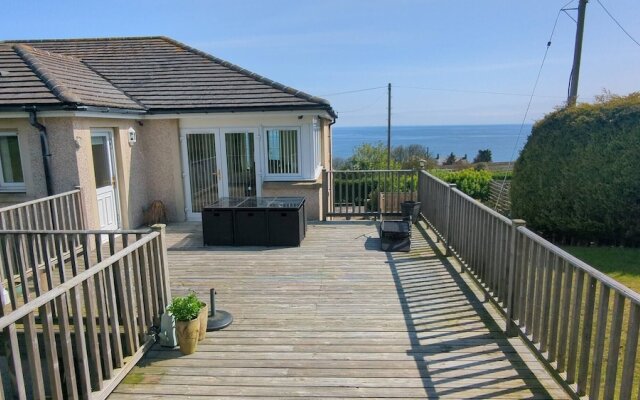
[93,235,114,379]
[547,253,563,362]
[603,293,624,399]
[576,275,597,395]
[80,234,103,390]
[137,234,154,326]
[55,292,79,399]
[540,248,554,352]
[70,285,92,398]
[566,268,585,384]
[517,235,530,327]
[0,280,27,399]
[532,244,544,343]
[122,235,144,353]
[556,260,574,373]
[619,302,640,400]
[588,284,610,399]
[117,235,136,356]
[105,262,124,368]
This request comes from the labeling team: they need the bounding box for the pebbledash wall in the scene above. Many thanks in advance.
[0,112,331,228]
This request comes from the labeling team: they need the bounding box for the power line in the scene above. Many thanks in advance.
[318,86,387,97]
[395,85,565,99]
[494,2,566,209]
[336,93,387,113]
[596,0,640,48]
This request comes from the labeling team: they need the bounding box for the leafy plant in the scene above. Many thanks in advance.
[167,291,203,321]
[429,168,492,200]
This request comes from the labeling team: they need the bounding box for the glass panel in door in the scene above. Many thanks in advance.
[225,132,256,197]
[186,133,219,213]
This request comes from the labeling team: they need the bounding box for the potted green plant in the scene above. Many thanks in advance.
[166,291,203,355]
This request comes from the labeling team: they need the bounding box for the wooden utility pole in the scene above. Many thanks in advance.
[387,83,391,169]
[567,0,588,106]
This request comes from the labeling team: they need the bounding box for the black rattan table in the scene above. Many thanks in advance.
[202,197,306,246]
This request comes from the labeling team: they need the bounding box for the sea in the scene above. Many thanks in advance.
[332,124,533,163]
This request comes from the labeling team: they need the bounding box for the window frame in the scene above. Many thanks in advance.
[262,126,302,180]
[0,132,26,192]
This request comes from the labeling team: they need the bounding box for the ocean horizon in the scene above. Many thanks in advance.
[332,124,533,163]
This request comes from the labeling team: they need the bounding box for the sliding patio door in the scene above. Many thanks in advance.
[223,130,256,198]
[182,129,260,220]
[182,131,223,220]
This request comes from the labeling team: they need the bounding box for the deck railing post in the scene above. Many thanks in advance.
[74,185,88,230]
[321,168,328,221]
[151,224,172,310]
[445,184,456,256]
[506,219,526,337]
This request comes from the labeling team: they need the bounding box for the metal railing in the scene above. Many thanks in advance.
[324,169,418,219]
[418,170,640,399]
[0,225,171,399]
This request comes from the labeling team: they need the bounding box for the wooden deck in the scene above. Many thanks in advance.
[110,221,569,399]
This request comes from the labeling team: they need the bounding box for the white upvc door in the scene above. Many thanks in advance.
[91,129,120,230]
[220,128,260,199]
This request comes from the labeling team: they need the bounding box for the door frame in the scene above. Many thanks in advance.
[90,128,121,230]
[180,127,262,221]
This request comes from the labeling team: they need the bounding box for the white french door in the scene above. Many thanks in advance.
[181,128,260,221]
[91,129,120,230]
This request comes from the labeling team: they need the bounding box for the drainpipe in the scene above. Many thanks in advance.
[328,117,336,171]
[28,109,54,196]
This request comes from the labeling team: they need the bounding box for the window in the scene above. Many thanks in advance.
[0,133,25,191]
[266,128,299,175]
[312,118,322,170]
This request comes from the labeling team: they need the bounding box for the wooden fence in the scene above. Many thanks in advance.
[0,226,171,399]
[323,169,418,219]
[418,170,640,399]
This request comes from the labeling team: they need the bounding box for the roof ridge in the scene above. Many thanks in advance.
[2,36,165,44]
[160,36,333,109]
[13,44,83,104]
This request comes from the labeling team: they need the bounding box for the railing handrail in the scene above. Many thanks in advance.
[330,169,416,173]
[518,226,640,306]
[0,230,160,330]
[0,189,80,213]
[0,228,151,235]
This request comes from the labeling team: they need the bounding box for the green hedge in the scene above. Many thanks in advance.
[430,168,493,201]
[511,93,640,246]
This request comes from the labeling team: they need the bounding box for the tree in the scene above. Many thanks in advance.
[392,144,437,169]
[443,152,457,165]
[474,149,492,163]
[347,142,399,170]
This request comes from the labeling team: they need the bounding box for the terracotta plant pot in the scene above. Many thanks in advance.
[175,318,200,355]
[198,303,208,341]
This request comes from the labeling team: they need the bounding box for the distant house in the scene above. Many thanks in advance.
[0,36,336,228]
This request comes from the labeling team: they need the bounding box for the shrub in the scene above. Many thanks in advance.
[430,168,492,200]
[511,92,640,245]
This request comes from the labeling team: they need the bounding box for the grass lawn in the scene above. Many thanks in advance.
[563,246,640,294]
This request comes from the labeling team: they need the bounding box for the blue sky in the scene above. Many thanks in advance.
[3,0,639,126]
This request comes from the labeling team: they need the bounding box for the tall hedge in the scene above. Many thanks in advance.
[511,93,640,245]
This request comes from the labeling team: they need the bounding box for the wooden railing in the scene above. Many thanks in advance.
[418,170,640,400]
[323,169,418,219]
[0,189,87,284]
[0,225,171,399]
[0,189,85,231]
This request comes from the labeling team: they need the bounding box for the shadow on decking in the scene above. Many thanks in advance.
[386,222,553,399]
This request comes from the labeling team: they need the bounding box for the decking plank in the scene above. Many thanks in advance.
[110,221,568,399]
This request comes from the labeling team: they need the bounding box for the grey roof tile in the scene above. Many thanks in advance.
[0,36,334,116]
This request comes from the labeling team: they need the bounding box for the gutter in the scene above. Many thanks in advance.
[28,109,53,196]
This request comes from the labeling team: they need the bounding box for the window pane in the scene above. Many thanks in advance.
[0,135,24,183]
[267,129,298,174]
[91,136,112,188]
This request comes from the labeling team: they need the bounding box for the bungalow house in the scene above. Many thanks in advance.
[0,36,336,229]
